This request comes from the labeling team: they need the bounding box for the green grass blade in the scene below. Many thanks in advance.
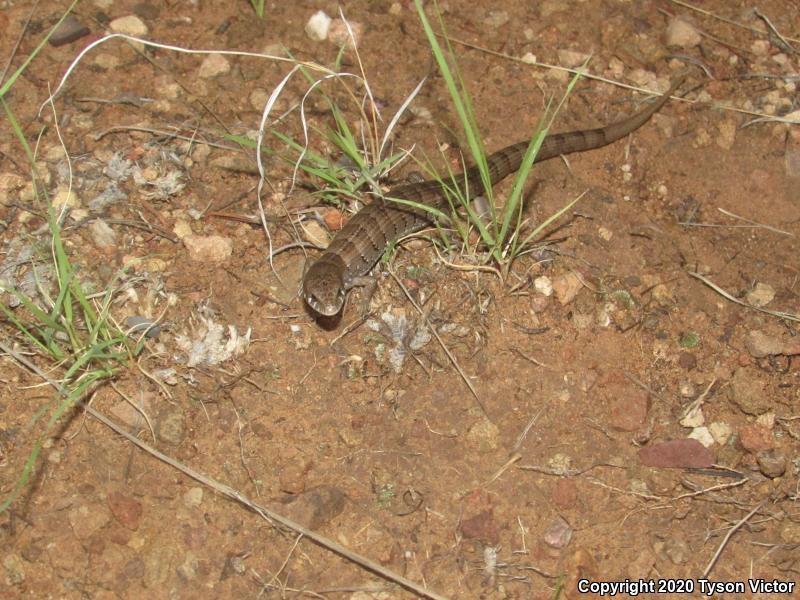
[2,98,35,165]
[414,0,491,200]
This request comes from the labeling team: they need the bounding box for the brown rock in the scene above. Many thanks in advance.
[638,439,715,468]
[273,486,347,530]
[278,457,313,494]
[460,510,499,545]
[552,271,583,305]
[728,368,770,416]
[738,424,775,452]
[107,491,143,530]
[49,15,90,47]
[183,234,233,262]
[757,451,786,478]
[745,330,800,358]
[677,351,697,370]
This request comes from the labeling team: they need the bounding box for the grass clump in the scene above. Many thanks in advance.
[0,1,143,513]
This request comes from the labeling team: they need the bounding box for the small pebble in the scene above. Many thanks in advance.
[664,17,702,48]
[757,451,786,478]
[746,282,775,308]
[638,439,714,468]
[51,188,80,209]
[89,218,117,248]
[109,15,148,37]
[484,10,510,28]
[305,10,331,41]
[302,220,330,247]
[50,15,90,47]
[124,316,161,339]
[328,19,364,48]
[183,234,233,262]
[557,49,590,68]
[750,39,770,56]
[543,516,572,549]
[708,422,732,445]
[688,426,714,448]
[534,275,553,296]
[552,271,582,305]
[157,410,186,446]
[198,54,230,79]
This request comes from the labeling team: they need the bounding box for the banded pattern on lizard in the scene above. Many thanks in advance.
[303,75,685,316]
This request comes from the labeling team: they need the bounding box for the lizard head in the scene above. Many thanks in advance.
[303,256,346,316]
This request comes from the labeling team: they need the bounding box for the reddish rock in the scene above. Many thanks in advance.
[460,510,499,545]
[738,424,775,452]
[107,491,143,531]
[638,439,715,468]
[323,208,345,231]
[552,478,578,510]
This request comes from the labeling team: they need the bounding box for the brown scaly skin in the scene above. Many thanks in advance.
[303,74,686,317]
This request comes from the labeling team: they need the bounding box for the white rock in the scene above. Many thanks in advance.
[680,405,705,428]
[689,426,715,448]
[198,53,230,79]
[708,422,732,445]
[305,10,331,41]
[665,17,701,48]
[534,275,553,296]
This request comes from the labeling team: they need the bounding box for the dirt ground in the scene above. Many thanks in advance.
[1,1,799,598]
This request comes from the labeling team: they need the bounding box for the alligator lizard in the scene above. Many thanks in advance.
[303,74,685,316]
